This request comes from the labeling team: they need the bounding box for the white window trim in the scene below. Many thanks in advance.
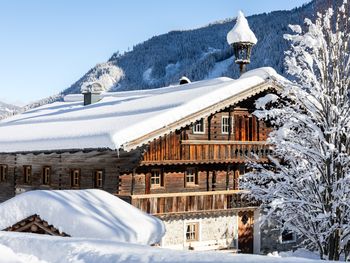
[221,116,233,134]
[193,119,205,134]
[280,230,297,244]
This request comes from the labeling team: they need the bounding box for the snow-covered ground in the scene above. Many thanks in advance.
[0,231,327,263]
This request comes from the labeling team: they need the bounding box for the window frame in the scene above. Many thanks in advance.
[221,116,233,134]
[185,168,198,187]
[192,118,205,134]
[42,166,51,185]
[0,164,7,182]
[280,229,297,244]
[71,169,81,188]
[185,222,199,242]
[150,169,163,188]
[94,170,104,188]
[23,165,32,184]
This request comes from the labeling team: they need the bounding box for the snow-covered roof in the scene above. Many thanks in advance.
[0,189,165,245]
[227,11,257,45]
[0,67,282,153]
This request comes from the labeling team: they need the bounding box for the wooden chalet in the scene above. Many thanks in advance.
[0,13,297,253]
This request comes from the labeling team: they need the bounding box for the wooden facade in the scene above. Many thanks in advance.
[0,87,275,252]
[4,214,69,237]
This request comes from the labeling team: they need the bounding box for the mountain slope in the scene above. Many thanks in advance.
[63,2,315,95]
[1,0,322,120]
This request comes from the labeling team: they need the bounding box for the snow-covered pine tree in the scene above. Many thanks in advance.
[241,1,350,260]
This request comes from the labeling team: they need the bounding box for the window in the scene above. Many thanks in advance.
[185,168,198,186]
[186,222,199,242]
[42,166,51,185]
[281,229,296,243]
[23,165,31,183]
[0,165,7,182]
[94,170,103,188]
[150,169,163,188]
[222,116,232,134]
[71,169,80,188]
[193,118,205,134]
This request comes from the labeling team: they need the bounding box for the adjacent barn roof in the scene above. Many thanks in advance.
[0,67,284,153]
[0,189,165,245]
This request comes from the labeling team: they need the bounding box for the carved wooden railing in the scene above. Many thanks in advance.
[117,190,258,215]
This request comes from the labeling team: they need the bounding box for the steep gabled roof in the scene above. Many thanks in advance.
[0,190,165,245]
[0,67,285,153]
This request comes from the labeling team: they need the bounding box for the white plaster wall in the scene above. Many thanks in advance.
[161,214,238,250]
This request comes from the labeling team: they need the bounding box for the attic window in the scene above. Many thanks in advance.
[193,119,205,134]
[71,169,80,188]
[23,165,32,184]
[0,165,7,182]
[42,166,51,185]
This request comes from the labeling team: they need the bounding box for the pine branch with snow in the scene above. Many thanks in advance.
[242,1,350,260]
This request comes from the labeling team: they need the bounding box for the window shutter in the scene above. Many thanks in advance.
[160,171,164,187]
[195,170,199,185]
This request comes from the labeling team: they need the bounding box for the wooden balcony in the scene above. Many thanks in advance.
[141,140,271,165]
[117,190,258,216]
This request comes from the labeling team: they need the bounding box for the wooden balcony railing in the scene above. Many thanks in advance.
[141,140,271,165]
[180,140,271,161]
[117,190,258,215]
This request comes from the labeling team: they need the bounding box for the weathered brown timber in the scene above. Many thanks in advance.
[4,214,69,237]
[0,148,143,202]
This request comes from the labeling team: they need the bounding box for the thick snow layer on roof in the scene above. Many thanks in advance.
[0,67,279,153]
[0,232,328,263]
[0,190,165,245]
[227,11,257,45]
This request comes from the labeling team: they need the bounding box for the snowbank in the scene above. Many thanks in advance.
[0,190,165,245]
[0,232,328,263]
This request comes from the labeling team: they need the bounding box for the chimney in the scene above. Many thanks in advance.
[227,11,257,75]
[81,82,103,106]
[179,76,191,85]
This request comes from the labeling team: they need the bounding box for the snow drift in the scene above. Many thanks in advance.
[0,189,165,245]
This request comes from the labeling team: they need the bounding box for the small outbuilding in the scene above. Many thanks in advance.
[0,189,165,245]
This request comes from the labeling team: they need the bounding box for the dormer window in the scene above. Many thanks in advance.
[0,165,7,182]
[193,119,205,134]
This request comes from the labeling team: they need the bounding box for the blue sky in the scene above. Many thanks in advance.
[0,0,311,105]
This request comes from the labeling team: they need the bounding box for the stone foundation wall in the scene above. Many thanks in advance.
[160,213,238,250]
